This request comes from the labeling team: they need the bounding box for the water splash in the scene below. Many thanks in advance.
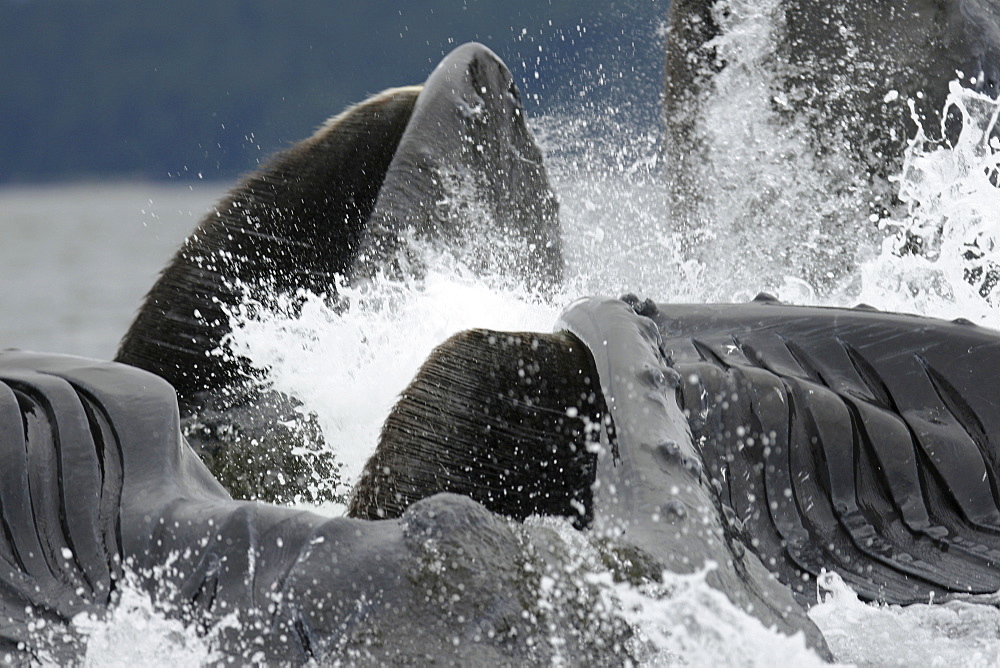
[534,108,698,302]
[668,0,877,301]
[51,566,237,668]
[225,262,560,514]
[72,588,225,668]
[859,81,1000,327]
[810,571,1000,667]
[524,516,830,667]
[611,565,828,667]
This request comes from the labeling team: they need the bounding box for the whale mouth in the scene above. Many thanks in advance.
[355,42,562,289]
[349,287,1000,649]
[348,327,606,527]
[345,295,702,529]
[346,294,829,651]
[112,43,564,506]
[115,42,562,409]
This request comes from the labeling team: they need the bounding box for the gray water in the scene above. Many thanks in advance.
[0,183,224,359]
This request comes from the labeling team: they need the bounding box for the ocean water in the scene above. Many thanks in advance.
[4,13,1000,668]
[0,182,224,359]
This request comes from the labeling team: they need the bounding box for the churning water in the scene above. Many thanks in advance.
[4,11,1000,668]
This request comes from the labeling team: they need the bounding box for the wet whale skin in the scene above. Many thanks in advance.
[649,297,1000,605]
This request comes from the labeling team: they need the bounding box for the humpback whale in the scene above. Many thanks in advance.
[351,292,1000,654]
[10,293,1000,662]
[115,42,562,505]
[662,0,1000,295]
[664,0,1000,189]
[4,16,1000,663]
[0,351,635,664]
[578,294,1000,605]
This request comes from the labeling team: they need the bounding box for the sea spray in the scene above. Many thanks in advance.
[224,263,559,513]
[858,81,1000,327]
[670,0,877,300]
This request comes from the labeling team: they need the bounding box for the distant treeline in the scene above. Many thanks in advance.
[0,0,667,184]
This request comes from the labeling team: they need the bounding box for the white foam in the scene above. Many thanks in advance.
[856,82,1000,329]
[613,565,829,667]
[69,577,233,667]
[810,571,1000,667]
[225,265,561,514]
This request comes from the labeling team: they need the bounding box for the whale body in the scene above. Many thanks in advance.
[353,293,1000,655]
[662,0,1000,296]
[0,351,634,664]
[647,295,1000,604]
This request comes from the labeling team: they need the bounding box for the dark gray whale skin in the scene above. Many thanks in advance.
[546,294,1000,655]
[0,351,632,665]
[624,293,1000,605]
[555,297,831,652]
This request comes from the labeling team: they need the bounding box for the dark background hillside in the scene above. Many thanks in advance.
[1,0,668,184]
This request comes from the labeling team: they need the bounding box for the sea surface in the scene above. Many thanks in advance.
[0,182,225,359]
